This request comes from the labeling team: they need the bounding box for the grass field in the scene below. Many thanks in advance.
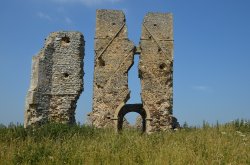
[0,120,249,165]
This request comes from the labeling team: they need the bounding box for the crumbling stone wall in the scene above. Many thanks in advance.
[90,10,135,127]
[90,10,179,133]
[24,31,84,128]
[139,13,179,132]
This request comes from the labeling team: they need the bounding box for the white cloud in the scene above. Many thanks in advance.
[51,0,122,6]
[65,17,73,24]
[192,85,213,92]
[37,12,52,21]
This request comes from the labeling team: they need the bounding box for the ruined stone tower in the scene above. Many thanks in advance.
[90,10,179,133]
[24,31,84,127]
[139,13,179,132]
[90,10,135,128]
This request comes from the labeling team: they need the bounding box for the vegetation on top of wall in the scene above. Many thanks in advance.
[0,120,249,165]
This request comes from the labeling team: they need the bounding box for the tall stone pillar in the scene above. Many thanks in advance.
[24,31,84,127]
[139,13,179,132]
[90,10,135,128]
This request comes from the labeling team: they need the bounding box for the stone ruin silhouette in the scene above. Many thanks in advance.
[25,9,179,133]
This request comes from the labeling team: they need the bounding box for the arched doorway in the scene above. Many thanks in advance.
[117,104,146,132]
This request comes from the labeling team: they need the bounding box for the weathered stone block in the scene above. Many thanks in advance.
[24,31,84,127]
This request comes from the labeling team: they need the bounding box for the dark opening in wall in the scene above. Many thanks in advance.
[117,104,146,132]
[159,63,167,70]
[98,57,105,67]
[61,36,70,46]
[62,36,70,43]
[63,73,69,78]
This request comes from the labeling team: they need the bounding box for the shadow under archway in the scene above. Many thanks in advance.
[117,104,146,132]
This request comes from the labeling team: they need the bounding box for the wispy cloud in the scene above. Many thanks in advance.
[192,85,213,92]
[36,11,74,25]
[56,6,66,13]
[64,17,73,24]
[37,12,52,21]
[51,0,122,6]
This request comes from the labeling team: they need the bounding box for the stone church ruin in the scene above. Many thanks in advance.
[25,10,179,133]
[24,32,84,128]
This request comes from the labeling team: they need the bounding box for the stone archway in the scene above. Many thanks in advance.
[89,9,179,133]
[117,104,147,132]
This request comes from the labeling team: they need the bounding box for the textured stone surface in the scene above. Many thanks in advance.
[24,31,84,127]
[139,13,179,132]
[135,116,143,130]
[90,10,179,133]
[90,10,135,128]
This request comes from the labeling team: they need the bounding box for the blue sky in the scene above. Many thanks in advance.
[0,0,250,126]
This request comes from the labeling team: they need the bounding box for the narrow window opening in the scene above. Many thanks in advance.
[127,55,141,104]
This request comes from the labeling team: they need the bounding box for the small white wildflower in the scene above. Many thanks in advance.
[240,134,246,137]
[236,131,242,134]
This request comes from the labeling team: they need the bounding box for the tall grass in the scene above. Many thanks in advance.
[0,120,249,165]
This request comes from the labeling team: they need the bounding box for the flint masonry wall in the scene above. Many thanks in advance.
[90,10,179,133]
[24,31,84,127]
